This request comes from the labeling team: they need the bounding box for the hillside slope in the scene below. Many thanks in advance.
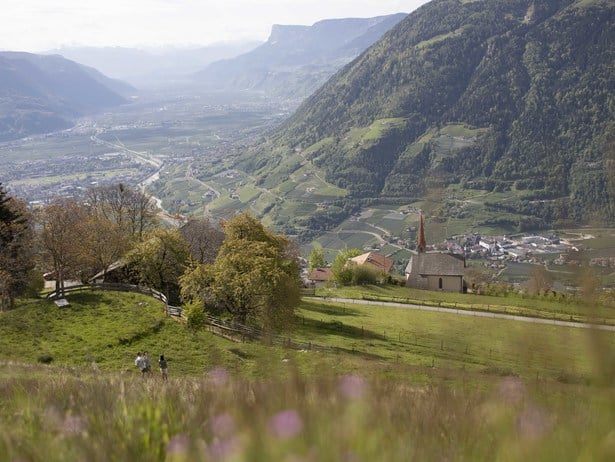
[0,52,129,142]
[246,0,614,227]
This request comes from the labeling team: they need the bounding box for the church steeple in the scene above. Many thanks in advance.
[417,212,426,253]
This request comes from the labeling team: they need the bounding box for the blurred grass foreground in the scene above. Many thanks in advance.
[1,361,614,462]
[0,291,614,461]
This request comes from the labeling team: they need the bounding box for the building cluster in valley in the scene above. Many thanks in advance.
[432,233,584,264]
[307,210,605,293]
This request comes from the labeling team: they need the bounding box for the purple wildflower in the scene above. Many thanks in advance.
[210,413,235,438]
[167,434,191,456]
[207,367,229,387]
[269,409,304,439]
[338,375,367,399]
[62,415,88,435]
[207,437,241,461]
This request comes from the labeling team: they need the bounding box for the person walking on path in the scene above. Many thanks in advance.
[158,354,168,381]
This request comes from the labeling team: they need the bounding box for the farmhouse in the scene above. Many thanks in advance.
[349,251,394,274]
[308,267,332,287]
[405,214,466,293]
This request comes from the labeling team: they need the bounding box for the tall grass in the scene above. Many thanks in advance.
[1,362,613,461]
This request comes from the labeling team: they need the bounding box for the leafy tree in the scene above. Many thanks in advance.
[181,213,301,331]
[38,198,88,297]
[125,229,190,303]
[308,246,326,273]
[0,183,34,309]
[330,248,362,285]
[351,265,379,286]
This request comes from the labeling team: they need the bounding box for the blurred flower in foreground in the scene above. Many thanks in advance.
[269,409,304,439]
[167,434,191,456]
[207,367,229,387]
[338,375,367,399]
[210,413,235,438]
[517,406,551,441]
[207,437,241,461]
[62,415,88,435]
[497,376,526,406]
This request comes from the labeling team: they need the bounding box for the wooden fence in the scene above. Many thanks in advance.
[46,283,180,317]
[45,283,338,353]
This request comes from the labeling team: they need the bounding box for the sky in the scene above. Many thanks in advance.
[1,0,431,52]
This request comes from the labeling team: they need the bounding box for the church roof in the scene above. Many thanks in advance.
[405,252,465,277]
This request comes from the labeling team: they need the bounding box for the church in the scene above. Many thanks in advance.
[405,214,466,293]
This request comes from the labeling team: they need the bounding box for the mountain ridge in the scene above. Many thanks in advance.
[194,14,407,97]
[246,0,614,228]
[0,52,130,142]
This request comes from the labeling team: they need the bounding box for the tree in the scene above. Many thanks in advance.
[86,183,157,240]
[79,213,131,280]
[464,267,490,293]
[527,264,553,295]
[38,198,88,297]
[330,248,362,285]
[180,217,224,264]
[125,228,190,303]
[0,184,35,309]
[308,246,326,273]
[181,213,301,331]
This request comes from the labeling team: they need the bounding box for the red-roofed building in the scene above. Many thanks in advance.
[308,267,332,287]
[349,252,394,274]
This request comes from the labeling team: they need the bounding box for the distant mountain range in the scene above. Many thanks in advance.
[47,42,262,88]
[194,14,407,97]
[0,52,131,142]
[245,0,614,227]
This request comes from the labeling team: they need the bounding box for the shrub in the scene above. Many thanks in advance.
[184,300,207,329]
[351,266,379,286]
[37,354,53,364]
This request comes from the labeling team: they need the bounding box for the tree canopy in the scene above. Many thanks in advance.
[125,228,190,303]
[0,183,34,309]
[181,213,301,331]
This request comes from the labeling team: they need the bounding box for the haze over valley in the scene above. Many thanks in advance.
[1,0,614,291]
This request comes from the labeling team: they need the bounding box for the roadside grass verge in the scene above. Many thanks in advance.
[314,284,615,325]
[295,299,615,383]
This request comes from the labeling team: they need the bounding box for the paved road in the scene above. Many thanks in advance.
[306,297,615,332]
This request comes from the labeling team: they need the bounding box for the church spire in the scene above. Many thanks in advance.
[417,212,426,253]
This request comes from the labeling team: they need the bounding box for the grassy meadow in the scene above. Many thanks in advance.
[1,290,614,461]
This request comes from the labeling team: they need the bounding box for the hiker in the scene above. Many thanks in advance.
[143,351,152,375]
[135,352,143,370]
[159,354,168,381]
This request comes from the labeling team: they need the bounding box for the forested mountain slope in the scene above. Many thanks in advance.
[245,0,614,226]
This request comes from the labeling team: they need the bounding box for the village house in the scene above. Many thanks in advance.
[307,267,332,287]
[405,214,466,293]
[349,251,394,274]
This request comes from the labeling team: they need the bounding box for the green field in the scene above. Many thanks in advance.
[1,289,614,461]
